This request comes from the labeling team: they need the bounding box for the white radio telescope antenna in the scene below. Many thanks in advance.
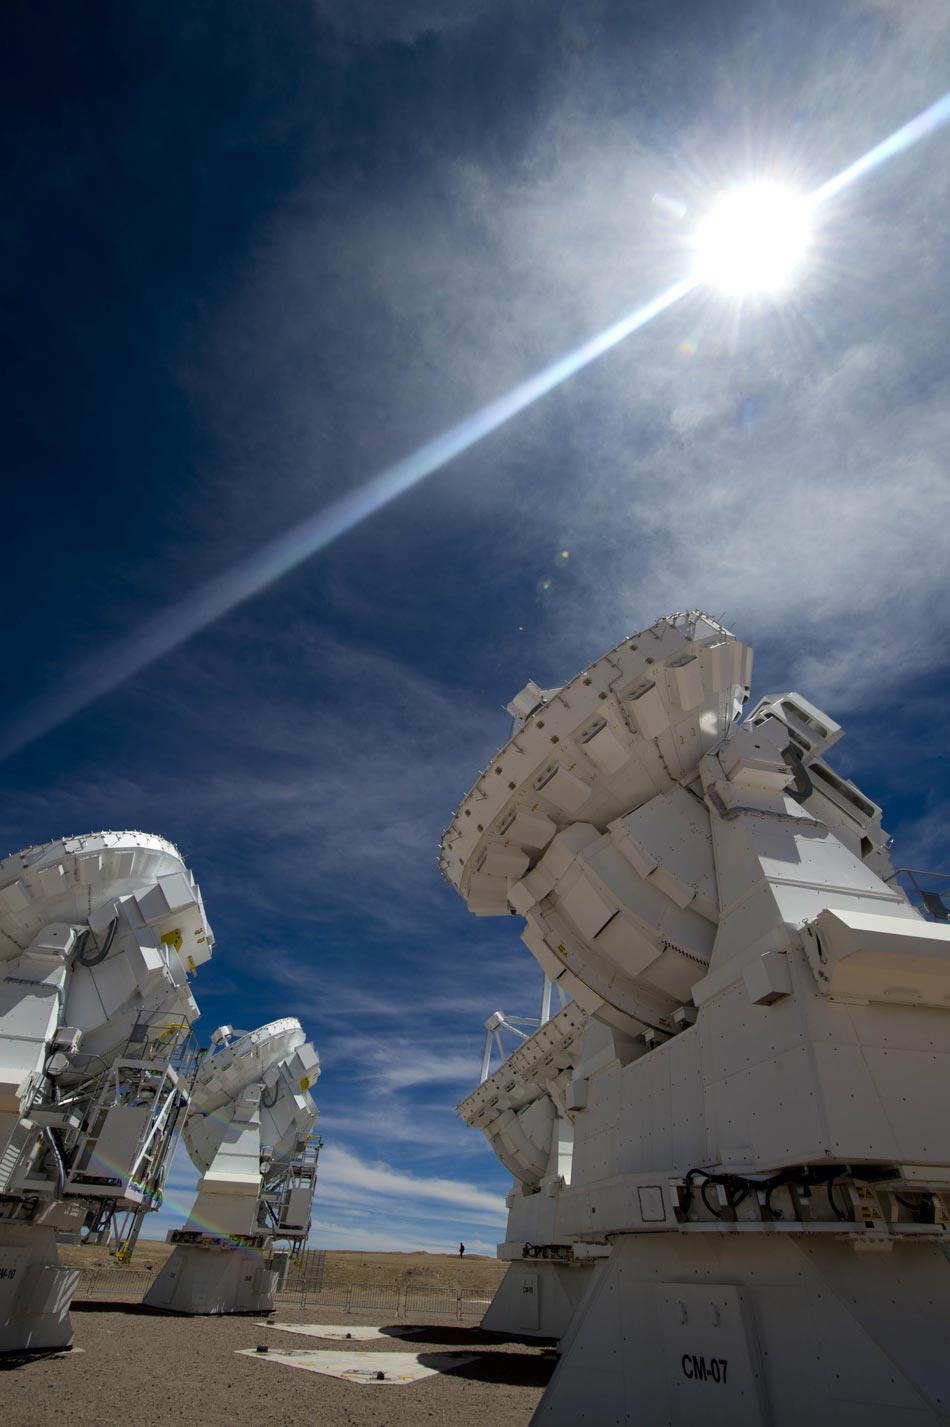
[443,610,950,1421]
[145,1017,319,1315]
[0,830,213,1354]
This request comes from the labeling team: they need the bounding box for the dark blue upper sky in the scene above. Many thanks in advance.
[2,0,949,1249]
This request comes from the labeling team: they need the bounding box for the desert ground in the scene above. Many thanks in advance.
[59,1241,511,1295]
[5,1250,550,1427]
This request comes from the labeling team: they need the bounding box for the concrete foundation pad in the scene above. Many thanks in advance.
[258,1322,407,1341]
[236,1347,478,1383]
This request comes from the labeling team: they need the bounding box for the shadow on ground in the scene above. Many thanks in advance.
[417,1350,559,1388]
[0,1347,76,1370]
[71,1301,262,1318]
[382,1323,558,1348]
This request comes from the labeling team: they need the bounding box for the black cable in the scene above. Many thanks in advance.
[700,1180,722,1219]
[680,1167,708,1216]
[826,1180,849,1221]
[78,915,118,966]
[894,1192,934,1223]
[43,1128,68,1195]
[763,1180,782,1219]
[727,1182,750,1211]
[681,1164,867,1226]
[782,744,814,803]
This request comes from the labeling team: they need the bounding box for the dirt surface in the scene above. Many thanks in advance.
[313,1251,508,1293]
[59,1243,509,1295]
[59,1240,176,1272]
[3,1306,556,1427]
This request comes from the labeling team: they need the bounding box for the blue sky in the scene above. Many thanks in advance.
[2,0,949,1252]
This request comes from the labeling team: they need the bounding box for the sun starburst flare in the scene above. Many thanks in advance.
[2,91,949,759]
[693,183,812,297]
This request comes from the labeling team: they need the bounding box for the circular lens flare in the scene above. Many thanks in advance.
[694,183,811,296]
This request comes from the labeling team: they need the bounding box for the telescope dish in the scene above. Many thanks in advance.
[441,612,751,1034]
[184,1017,319,1173]
[0,830,212,968]
[459,1002,586,1186]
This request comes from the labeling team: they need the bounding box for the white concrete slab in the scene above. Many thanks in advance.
[258,1323,392,1342]
[236,1347,478,1384]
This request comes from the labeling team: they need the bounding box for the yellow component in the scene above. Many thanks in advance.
[154,1020,189,1045]
[556,944,567,956]
[114,1244,134,1264]
[300,1076,310,1092]
[161,928,183,952]
[187,955,195,972]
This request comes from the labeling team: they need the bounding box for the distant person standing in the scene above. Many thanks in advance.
[459,1242,465,1259]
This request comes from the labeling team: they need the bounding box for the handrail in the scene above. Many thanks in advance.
[886,867,950,922]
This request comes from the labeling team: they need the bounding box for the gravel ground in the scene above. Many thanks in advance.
[3,1305,556,1427]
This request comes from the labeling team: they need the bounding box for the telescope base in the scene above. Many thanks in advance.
[532,1231,950,1426]
[143,1242,278,1315]
[482,1258,600,1340]
[0,1222,80,1355]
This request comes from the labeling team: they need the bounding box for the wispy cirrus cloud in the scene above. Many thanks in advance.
[318,1143,507,1217]
[8,0,950,1262]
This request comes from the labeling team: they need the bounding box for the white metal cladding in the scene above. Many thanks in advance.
[0,830,213,1121]
[457,1002,585,1187]
[440,612,750,902]
[0,831,212,969]
[440,613,750,1026]
[184,1018,319,1173]
[446,611,950,1422]
[145,1017,321,1314]
[0,830,218,1354]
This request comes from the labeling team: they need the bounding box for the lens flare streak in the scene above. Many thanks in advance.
[810,92,950,206]
[2,91,950,758]
[0,278,694,760]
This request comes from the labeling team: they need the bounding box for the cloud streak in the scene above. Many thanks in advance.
[316,1144,507,1216]
[4,87,949,762]
[0,277,692,764]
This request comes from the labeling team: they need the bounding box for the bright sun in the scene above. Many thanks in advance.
[694,183,811,296]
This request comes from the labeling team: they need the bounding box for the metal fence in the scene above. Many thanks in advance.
[73,1267,157,1301]
[276,1282,492,1318]
[72,1267,492,1320]
[282,1248,327,1299]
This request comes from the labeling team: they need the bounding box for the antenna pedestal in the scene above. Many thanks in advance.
[143,1235,279,1315]
[482,1257,599,1340]
[0,1221,80,1355]
[532,1233,950,1426]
